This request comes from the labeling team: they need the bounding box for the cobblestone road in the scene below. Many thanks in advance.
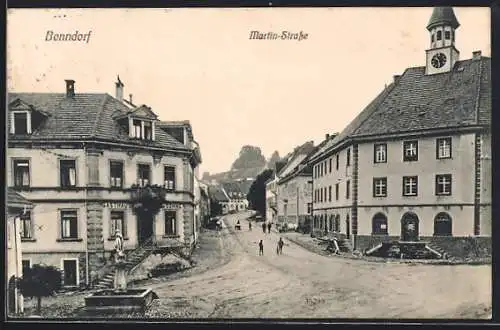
[148,212,492,319]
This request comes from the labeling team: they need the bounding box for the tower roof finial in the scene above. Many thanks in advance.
[427,7,460,31]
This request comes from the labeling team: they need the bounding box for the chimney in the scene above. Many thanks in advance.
[393,75,401,83]
[129,94,133,105]
[472,50,482,61]
[115,75,124,101]
[325,133,330,140]
[65,79,75,98]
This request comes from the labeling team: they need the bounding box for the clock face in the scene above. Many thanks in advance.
[431,53,447,69]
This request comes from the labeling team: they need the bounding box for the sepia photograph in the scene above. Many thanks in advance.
[5,6,492,320]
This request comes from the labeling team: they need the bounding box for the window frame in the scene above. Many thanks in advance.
[164,165,176,191]
[12,158,31,188]
[335,183,339,201]
[59,158,78,188]
[19,211,33,240]
[132,119,143,139]
[373,177,388,197]
[12,111,30,135]
[109,159,124,188]
[374,143,387,164]
[444,30,451,40]
[403,140,419,162]
[58,209,79,240]
[164,210,178,236]
[436,30,442,40]
[346,148,351,167]
[346,180,351,199]
[336,154,339,170]
[109,209,127,239]
[436,137,452,159]
[143,120,153,140]
[435,174,452,196]
[137,163,152,187]
[402,176,418,197]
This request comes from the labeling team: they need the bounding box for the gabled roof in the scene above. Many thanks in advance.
[208,185,229,202]
[277,141,315,178]
[113,104,158,120]
[7,188,33,209]
[8,93,190,151]
[310,56,490,162]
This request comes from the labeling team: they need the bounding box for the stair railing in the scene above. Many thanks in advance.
[93,235,155,288]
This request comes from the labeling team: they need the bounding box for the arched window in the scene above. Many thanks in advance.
[372,213,388,235]
[434,212,452,236]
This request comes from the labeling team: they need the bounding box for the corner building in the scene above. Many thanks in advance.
[309,7,491,254]
[7,78,201,288]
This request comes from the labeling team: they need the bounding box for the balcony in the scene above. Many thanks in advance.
[130,184,168,215]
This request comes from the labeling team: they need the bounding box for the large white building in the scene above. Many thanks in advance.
[309,7,491,256]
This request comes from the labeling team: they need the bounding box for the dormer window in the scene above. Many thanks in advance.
[10,111,32,135]
[14,113,29,134]
[128,117,155,141]
[144,121,152,140]
[133,119,142,138]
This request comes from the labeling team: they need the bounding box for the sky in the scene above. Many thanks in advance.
[7,7,490,174]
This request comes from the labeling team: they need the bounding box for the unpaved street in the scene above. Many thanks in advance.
[145,212,491,319]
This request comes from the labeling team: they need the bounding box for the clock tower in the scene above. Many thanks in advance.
[425,7,460,75]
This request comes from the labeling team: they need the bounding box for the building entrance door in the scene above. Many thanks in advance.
[401,212,419,241]
[137,213,154,244]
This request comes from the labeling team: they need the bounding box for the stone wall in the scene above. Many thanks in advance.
[355,234,492,258]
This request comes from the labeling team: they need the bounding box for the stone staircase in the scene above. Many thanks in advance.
[365,241,442,259]
[93,237,155,290]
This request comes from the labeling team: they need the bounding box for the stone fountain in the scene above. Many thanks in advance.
[84,230,158,316]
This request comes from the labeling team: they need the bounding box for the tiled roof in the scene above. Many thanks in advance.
[208,185,229,202]
[311,57,490,161]
[222,180,253,198]
[7,188,33,208]
[8,93,190,151]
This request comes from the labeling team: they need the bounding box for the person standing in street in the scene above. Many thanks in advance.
[267,222,272,233]
[249,221,252,231]
[277,237,284,255]
[259,240,264,256]
[262,222,266,233]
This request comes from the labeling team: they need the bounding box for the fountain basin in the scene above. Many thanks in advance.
[84,288,158,315]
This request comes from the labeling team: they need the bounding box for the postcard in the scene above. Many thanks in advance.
[6,6,491,320]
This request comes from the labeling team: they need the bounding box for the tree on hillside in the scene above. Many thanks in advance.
[210,198,223,217]
[231,145,267,170]
[247,169,274,216]
[18,264,62,315]
[267,151,281,170]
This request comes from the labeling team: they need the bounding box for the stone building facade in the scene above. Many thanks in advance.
[7,78,202,287]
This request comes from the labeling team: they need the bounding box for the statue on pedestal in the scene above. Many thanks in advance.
[113,230,127,292]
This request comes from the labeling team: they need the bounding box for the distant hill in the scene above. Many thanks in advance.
[203,146,281,184]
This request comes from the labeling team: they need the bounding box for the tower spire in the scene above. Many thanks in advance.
[427,7,460,31]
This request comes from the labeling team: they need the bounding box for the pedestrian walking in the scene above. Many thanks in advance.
[259,240,264,256]
[249,221,252,231]
[262,222,266,233]
[267,222,272,233]
[277,237,284,255]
